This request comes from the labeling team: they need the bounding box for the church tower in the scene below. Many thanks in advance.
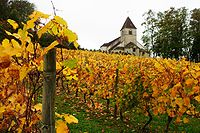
[120,17,137,46]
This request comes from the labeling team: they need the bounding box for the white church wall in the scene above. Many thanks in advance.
[124,48,132,54]
[121,28,137,46]
[100,46,107,52]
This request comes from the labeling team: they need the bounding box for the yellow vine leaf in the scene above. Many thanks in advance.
[5,30,13,36]
[54,16,67,27]
[18,118,26,133]
[153,108,158,115]
[19,65,30,81]
[2,39,11,48]
[195,71,200,78]
[37,60,44,71]
[73,41,79,49]
[185,79,194,87]
[63,29,77,43]
[55,112,62,118]
[143,92,149,98]
[26,19,35,29]
[8,94,17,104]
[29,11,50,19]
[175,117,181,123]
[0,106,5,119]
[183,117,189,123]
[34,103,42,111]
[66,75,78,81]
[37,28,46,39]
[167,109,175,117]
[193,86,199,94]
[37,21,53,38]
[11,39,21,50]
[173,82,182,89]
[36,11,50,19]
[152,87,159,97]
[7,19,19,30]
[183,97,190,106]
[19,104,26,115]
[15,28,27,47]
[15,103,23,113]
[194,95,200,102]
[175,98,183,107]
[52,25,58,35]
[1,41,21,57]
[183,70,190,77]
[8,120,16,131]
[26,43,35,54]
[56,120,69,133]
[42,40,59,56]
[193,65,200,71]
[13,33,21,39]
[62,114,78,124]
[56,62,62,70]
[154,62,164,70]
[171,88,177,98]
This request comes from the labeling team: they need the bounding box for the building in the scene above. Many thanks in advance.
[100,17,149,57]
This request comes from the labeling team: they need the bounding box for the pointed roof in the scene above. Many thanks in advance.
[100,37,120,47]
[120,17,137,30]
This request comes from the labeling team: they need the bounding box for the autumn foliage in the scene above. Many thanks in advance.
[58,50,200,130]
[0,9,200,132]
[0,11,78,132]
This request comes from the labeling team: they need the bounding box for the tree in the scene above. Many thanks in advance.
[141,10,157,56]
[9,0,35,22]
[0,0,10,20]
[142,7,190,59]
[0,0,35,41]
[159,7,189,59]
[190,8,200,62]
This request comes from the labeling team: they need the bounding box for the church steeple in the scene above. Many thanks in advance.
[120,17,137,31]
[120,17,137,46]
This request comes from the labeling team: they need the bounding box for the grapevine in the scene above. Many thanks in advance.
[58,49,200,131]
[0,11,79,132]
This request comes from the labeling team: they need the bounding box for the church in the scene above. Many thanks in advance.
[100,17,149,57]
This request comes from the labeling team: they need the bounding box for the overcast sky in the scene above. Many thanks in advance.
[28,0,200,50]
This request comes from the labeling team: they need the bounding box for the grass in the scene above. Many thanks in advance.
[54,92,200,133]
[55,94,136,133]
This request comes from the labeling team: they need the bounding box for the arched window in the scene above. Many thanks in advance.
[129,30,132,35]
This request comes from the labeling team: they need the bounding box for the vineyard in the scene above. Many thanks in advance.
[0,10,200,133]
[56,50,200,132]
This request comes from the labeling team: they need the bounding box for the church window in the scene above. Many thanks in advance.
[129,30,132,35]
[133,48,136,52]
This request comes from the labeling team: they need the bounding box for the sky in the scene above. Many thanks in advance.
[28,0,200,50]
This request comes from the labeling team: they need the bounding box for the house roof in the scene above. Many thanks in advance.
[120,17,137,30]
[114,46,124,50]
[101,43,110,47]
[136,41,145,49]
[125,42,136,48]
[101,37,120,47]
[109,42,121,52]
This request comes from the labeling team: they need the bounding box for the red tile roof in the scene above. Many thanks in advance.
[120,17,137,30]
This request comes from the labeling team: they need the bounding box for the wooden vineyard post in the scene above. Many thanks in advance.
[114,68,119,118]
[42,48,56,133]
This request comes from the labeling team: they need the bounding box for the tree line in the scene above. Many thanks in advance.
[0,0,35,41]
[1,2,199,62]
[142,7,200,62]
